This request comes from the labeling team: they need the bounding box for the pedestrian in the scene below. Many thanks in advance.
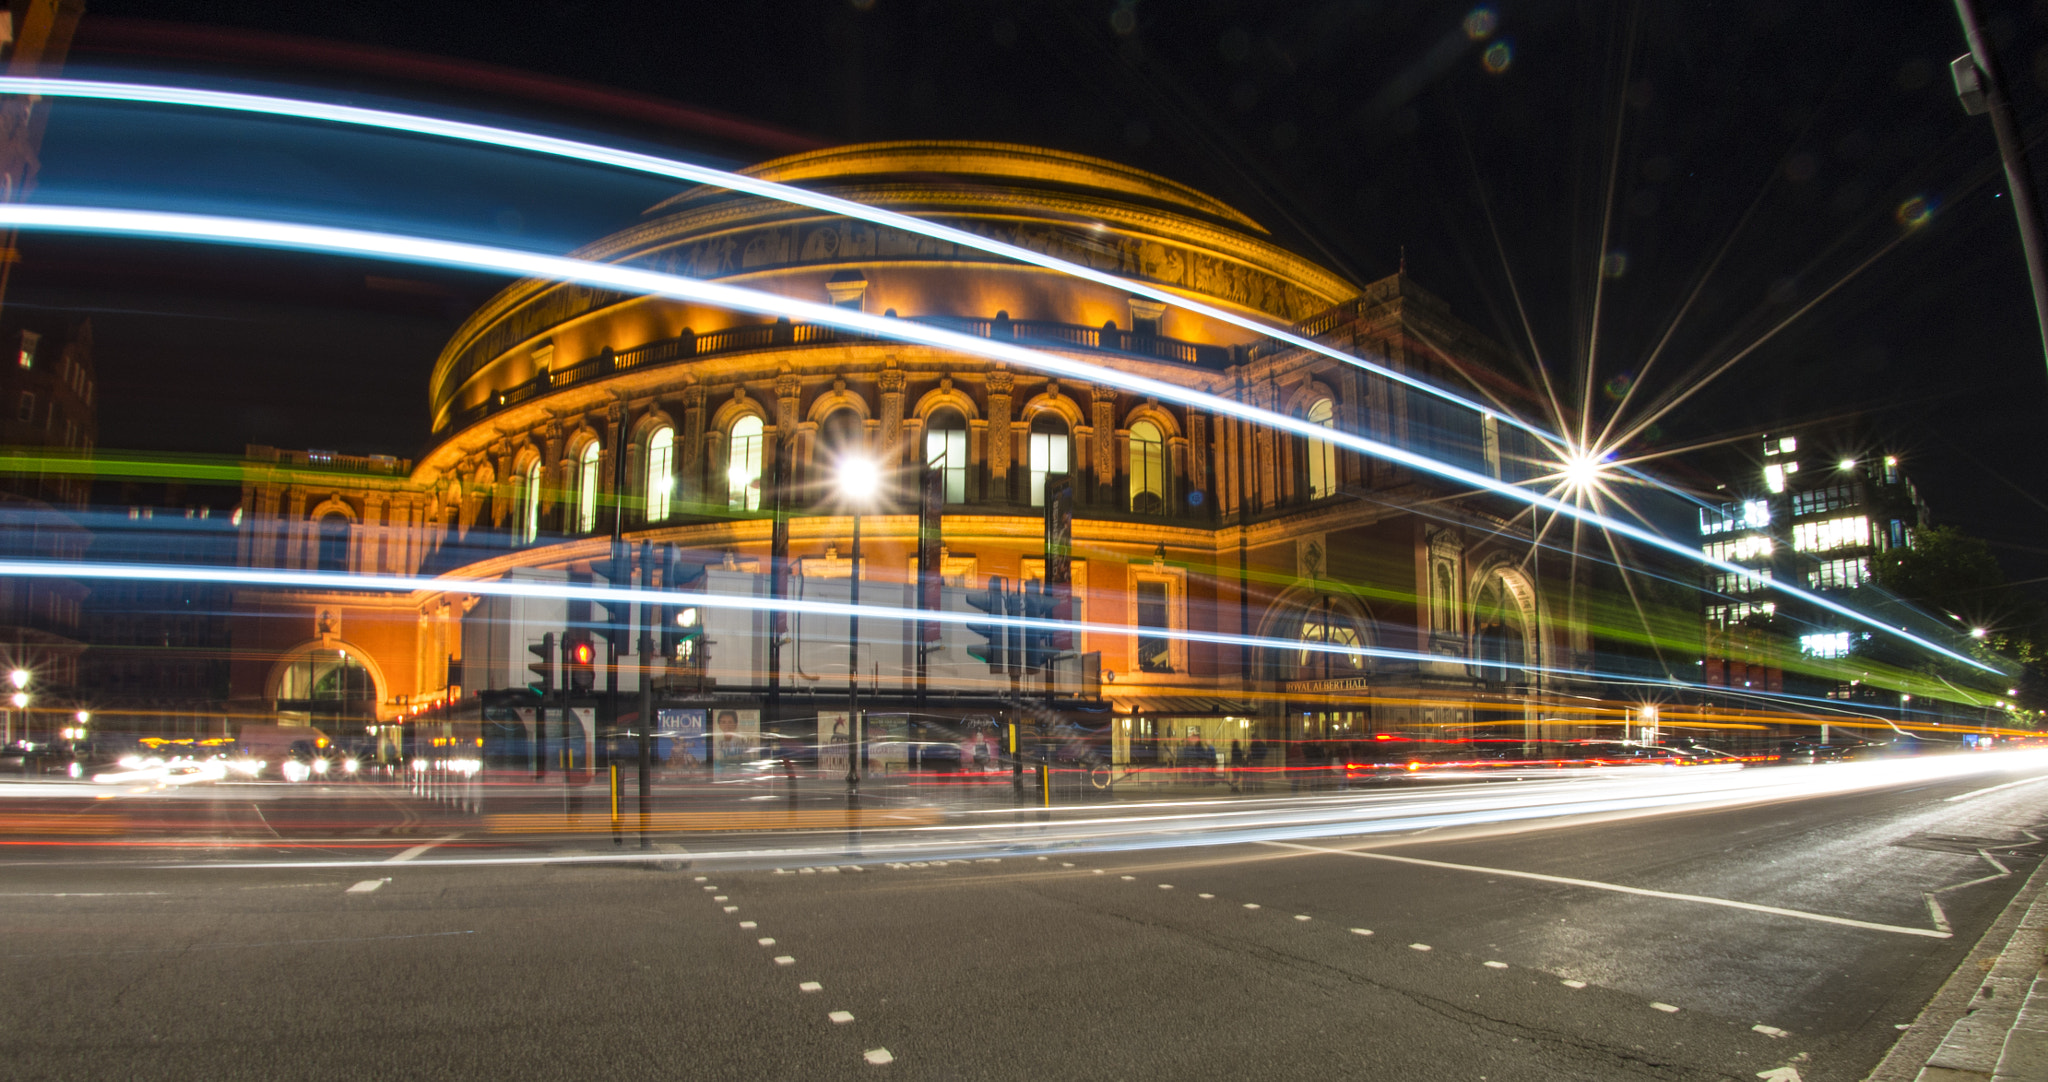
[1229,739,1245,793]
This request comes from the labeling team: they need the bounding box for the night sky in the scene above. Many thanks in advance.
[16,0,2048,585]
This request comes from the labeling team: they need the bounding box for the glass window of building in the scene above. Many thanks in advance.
[1297,604,1365,679]
[520,459,542,543]
[1028,414,1069,507]
[645,426,674,522]
[727,415,764,511]
[316,513,349,573]
[1791,515,1868,553]
[1135,579,1172,673]
[1129,419,1165,513]
[1304,396,1337,499]
[576,441,601,533]
[275,647,375,702]
[926,409,967,503]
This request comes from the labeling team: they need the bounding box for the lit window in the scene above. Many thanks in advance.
[1027,414,1068,507]
[645,427,674,523]
[1742,500,1771,528]
[1764,464,1786,493]
[16,330,36,369]
[1135,579,1172,673]
[1791,515,1869,553]
[1800,631,1851,658]
[1778,436,1797,454]
[576,441,601,533]
[1129,419,1166,513]
[727,416,764,511]
[520,460,543,543]
[926,410,968,504]
[1702,536,1773,563]
[1304,397,1337,499]
[1806,557,1869,591]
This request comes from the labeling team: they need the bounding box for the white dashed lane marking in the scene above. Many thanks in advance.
[1484,961,1509,969]
[829,1010,855,1024]
[724,906,739,913]
[1293,915,1311,922]
[1561,980,1587,989]
[346,880,385,893]
[1198,893,1214,899]
[800,981,822,993]
[1753,1024,1790,1038]
[739,922,756,929]
[863,1048,894,1065]
[757,938,776,947]
[1650,1002,1680,1013]
[774,956,796,966]
[1350,928,1373,936]
[1409,943,1432,952]
[1242,903,1260,909]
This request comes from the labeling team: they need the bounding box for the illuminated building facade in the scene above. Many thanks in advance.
[226,143,1586,769]
[1696,425,1929,696]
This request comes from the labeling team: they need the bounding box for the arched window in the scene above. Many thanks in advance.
[1304,396,1337,500]
[520,459,542,543]
[1473,574,1529,687]
[925,408,967,504]
[1029,415,1069,508]
[1297,599,1366,682]
[727,416,764,511]
[1129,419,1166,514]
[645,426,674,523]
[276,646,375,703]
[316,514,350,574]
[575,441,601,533]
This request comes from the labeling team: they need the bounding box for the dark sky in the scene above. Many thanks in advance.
[17,0,2048,582]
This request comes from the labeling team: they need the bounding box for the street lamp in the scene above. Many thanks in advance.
[837,454,880,792]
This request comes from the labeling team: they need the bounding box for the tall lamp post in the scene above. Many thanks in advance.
[837,454,880,793]
[9,668,29,748]
[1952,0,2048,377]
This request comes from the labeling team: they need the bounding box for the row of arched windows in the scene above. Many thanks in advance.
[498,387,1346,543]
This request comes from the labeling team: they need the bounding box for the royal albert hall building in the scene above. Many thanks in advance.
[225,141,1588,777]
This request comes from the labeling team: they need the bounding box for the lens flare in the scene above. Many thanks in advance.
[1463,7,1498,40]
[1483,41,1513,74]
[1896,195,1935,230]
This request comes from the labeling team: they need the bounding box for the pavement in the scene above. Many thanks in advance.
[2,759,2047,1080]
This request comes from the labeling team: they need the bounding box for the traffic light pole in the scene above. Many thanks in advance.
[636,540,654,849]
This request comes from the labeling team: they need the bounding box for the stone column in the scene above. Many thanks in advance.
[1091,384,1118,495]
[775,371,802,494]
[985,368,1013,501]
[878,365,906,464]
[680,384,706,505]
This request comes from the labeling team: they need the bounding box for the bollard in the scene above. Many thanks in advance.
[609,763,622,846]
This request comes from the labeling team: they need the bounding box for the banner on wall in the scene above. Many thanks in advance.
[868,714,908,773]
[818,711,850,777]
[658,708,706,767]
[711,708,760,768]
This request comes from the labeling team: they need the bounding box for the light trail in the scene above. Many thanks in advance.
[0,74,1554,447]
[159,751,2048,873]
[0,557,1757,695]
[0,202,2000,674]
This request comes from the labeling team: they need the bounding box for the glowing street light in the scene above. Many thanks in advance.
[1971,627,1989,639]
[9,692,27,710]
[9,669,27,690]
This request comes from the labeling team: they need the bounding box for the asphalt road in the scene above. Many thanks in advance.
[4,764,2046,1081]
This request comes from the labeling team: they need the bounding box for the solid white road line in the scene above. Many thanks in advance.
[1944,775,2048,802]
[1263,840,1951,939]
[385,834,462,864]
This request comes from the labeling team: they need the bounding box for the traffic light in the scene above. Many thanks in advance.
[564,631,597,692]
[1004,582,1024,677]
[526,632,556,697]
[589,540,632,655]
[1023,580,1061,672]
[661,554,706,664]
[965,575,1007,671]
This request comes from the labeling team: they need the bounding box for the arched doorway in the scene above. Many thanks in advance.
[267,643,384,739]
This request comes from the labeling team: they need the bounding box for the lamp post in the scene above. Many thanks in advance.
[9,668,28,748]
[837,454,880,793]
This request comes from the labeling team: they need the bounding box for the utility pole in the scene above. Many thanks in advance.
[1952,0,2048,376]
[636,540,655,849]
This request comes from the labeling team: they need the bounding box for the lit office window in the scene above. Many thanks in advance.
[926,409,968,503]
[1304,396,1337,499]
[1028,415,1068,507]
[1129,419,1165,513]
[576,441,601,533]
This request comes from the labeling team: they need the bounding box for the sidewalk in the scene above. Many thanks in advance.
[1869,851,2048,1081]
